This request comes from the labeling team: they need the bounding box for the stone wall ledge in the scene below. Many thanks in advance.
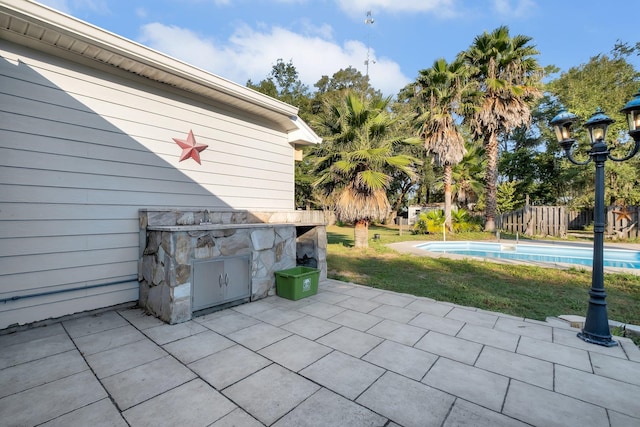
[140,209,327,228]
[147,223,317,231]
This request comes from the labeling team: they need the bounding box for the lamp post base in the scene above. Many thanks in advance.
[577,331,618,347]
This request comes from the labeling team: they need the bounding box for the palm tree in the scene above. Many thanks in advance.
[312,92,418,248]
[451,142,485,209]
[460,25,542,231]
[414,57,477,230]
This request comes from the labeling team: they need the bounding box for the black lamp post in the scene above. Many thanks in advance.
[550,89,640,347]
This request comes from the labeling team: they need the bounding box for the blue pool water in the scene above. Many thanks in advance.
[416,242,640,269]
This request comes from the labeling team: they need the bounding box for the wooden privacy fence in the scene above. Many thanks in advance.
[499,206,567,237]
[498,205,640,239]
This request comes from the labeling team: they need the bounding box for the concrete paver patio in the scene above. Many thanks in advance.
[1,279,639,427]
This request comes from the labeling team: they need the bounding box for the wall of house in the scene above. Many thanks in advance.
[0,39,297,329]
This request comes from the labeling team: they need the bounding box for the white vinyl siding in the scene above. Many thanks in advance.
[0,40,296,328]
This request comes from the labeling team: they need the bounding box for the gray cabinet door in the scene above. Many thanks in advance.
[192,259,225,311]
[223,255,251,302]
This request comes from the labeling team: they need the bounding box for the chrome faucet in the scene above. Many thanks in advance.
[201,209,211,225]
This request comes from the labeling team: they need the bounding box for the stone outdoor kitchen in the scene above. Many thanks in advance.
[138,209,327,324]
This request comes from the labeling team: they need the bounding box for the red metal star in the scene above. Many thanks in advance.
[613,206,634,222]
[173,130,208,164]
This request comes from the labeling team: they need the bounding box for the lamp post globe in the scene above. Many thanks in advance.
[550,108,579,155]
[584,108,614,144]
[621,89,640,138]
[550,108,578,142]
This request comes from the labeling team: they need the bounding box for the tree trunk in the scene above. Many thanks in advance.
[444,163,453,231]
[385,211,397,226]
[458,186,466,209]
[484,133,499,232]
[386,181,412,224]
[354,220,369,248]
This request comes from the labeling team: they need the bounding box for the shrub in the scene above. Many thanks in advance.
[452,207,483,232]
[414,210,445,234]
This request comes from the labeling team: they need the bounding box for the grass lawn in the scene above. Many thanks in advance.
[326,224,640,328]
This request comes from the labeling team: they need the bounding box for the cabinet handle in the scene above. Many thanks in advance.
[224,273,229,287]
[218,274,223,288]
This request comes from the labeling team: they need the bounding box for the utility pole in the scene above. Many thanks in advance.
[364,11,375,77]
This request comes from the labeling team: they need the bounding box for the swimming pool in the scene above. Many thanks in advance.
[416,241,640,269]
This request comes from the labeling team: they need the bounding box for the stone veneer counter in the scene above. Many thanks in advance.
[138,209,327,324]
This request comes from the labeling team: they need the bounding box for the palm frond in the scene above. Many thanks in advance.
[334,185,390,223]
[308,90,418,226]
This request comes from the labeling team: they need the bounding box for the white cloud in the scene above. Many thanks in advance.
[36,0,72,14]
[74,0,110,13]
[37,0,109,15]
[492,0,536,18]
[334,0,457,17]
[297,19,334,39]
[138,22,411,96]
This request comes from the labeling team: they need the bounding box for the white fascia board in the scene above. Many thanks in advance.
[288,116,322,146]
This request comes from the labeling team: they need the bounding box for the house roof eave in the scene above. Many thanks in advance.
[0,0,320,139]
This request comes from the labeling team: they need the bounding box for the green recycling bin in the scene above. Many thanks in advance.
[275,266,319,300]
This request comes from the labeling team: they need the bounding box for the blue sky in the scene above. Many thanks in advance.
[38,0,640,97]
